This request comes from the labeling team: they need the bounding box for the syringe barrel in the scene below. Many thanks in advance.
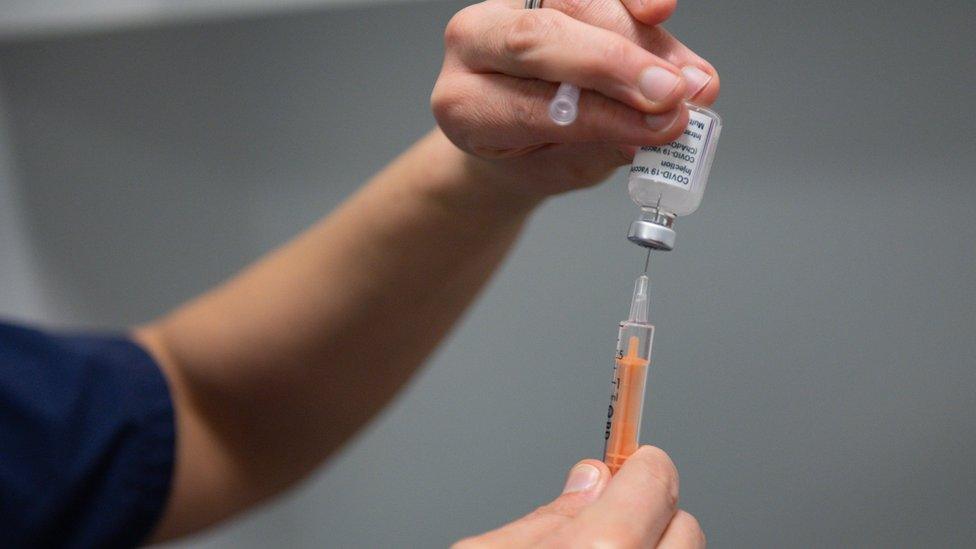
[603,321,654,474]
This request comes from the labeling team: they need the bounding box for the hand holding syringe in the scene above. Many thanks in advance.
[521,0,582,126]
[433,0,718,199]
[525,0,712,128]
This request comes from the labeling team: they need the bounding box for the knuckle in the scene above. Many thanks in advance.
[503,10,558,59]
[430,79,478,150]
[430,75,479,124]
[444,6,477,47]
[430,80,461,123]
[589,37,633,81]
[640,26,671,54]
[587,92,632,132]
[509,79,549,131]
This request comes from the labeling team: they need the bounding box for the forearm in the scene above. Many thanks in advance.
[139,129,540,538]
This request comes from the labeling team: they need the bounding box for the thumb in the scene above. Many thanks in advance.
[518,460,613,528]
[452,459,611,548]
[560,459,611,499]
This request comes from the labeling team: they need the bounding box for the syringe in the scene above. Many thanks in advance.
[548,83,581,126]
[523,0,580,126]
[603,265,655,474]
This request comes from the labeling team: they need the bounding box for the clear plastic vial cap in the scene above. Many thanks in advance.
[627,104,722,250]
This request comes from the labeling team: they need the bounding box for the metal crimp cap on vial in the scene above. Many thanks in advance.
[627,210,676,251]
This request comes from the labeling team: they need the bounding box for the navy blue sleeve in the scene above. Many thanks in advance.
[0,322,175,548]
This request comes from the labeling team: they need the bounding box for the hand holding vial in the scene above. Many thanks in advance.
[431,0,719,197]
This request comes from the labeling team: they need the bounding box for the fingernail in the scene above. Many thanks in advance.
[645,109,680,131]
[681,66,712,99]
[638,67,682,103]
[562,464,600,494]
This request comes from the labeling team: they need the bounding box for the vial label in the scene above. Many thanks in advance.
[629,110,716,190]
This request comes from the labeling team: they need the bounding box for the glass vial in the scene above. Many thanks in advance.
[627,104,722,250]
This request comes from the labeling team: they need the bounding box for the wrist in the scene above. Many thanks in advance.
[415,128,545,217]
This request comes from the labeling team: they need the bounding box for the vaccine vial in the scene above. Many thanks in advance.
[627,104,722,250]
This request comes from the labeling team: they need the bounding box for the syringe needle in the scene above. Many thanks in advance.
[643,249,651,274]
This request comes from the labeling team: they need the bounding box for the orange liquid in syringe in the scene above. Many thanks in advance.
[604,335,649,474]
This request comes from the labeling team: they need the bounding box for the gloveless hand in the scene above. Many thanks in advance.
[454,447,705,548]
[431,0,720,198]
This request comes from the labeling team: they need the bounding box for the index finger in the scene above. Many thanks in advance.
[498,0,677,27]
[452,6,687,113]
[555,446,680,545]
[502,0,720,104]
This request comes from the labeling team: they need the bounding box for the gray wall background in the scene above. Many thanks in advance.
[1,0,974,546]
